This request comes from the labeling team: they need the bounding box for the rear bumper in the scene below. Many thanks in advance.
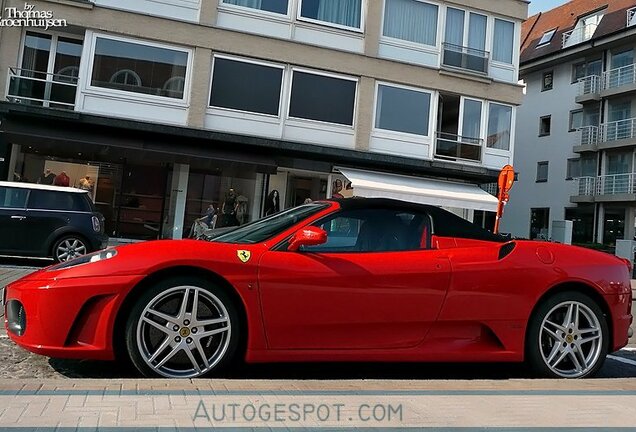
[607,292,633,352]
[4,273,142,360]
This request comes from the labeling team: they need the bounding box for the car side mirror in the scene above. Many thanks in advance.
[288,226,327,252]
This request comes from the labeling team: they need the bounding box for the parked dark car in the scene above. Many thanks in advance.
[0,181,108,262]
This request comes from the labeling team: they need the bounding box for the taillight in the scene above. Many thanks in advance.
[92,215,101,232]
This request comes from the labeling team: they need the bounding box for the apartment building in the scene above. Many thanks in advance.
[0,0,526,241]
[502,0,636,246]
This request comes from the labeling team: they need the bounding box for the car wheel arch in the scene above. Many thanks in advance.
[523,281,613,360]
[111,265,249,364]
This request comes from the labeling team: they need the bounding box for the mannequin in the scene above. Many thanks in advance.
[219,188,240,228]
[331,179,344,199]
[53,171,70,187]
[264,190,280,216]
[38,169,56,185]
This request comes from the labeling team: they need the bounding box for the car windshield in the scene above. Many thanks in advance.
[212,203,329,244]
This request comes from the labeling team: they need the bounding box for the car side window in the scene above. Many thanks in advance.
[0,187,28,209]
[27,190,88,212]
[302,208,431,253]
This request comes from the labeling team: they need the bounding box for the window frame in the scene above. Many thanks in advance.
[536,161,549,183]
[286,67,359,127]
[380,0,440,49]
[491,17,515,65]
[372,81,434,138]
[539,115,552,136]
[536,28,557,47]
[208,54,286,118]
[569,109,583,132]
[219,0,292,19]
[571,58,602,84]
[85,32,193,105]
[486,101,513,151]
[541,70,554,91]
[296,0,366,33]
[566,157,581,180]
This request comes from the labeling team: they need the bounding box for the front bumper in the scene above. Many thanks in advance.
[4,273,143,360]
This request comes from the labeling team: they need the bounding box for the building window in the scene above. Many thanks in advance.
[374,84,431,136]
[91,37,189,100]
[210,57,284,116]
[530,208,550,240]
[536,28,557,47]
[383,0,438,46]
[492,19,514,64]
[572,59,602,83]
[569,110,583,131]
[536,161,549,182]
[486,103,512,150]
[539,115,551,136]
[288,70,357,126]
[299,0,363,30]
[542,71,553,91]
[221,0,289,15]
[443,8,488,74]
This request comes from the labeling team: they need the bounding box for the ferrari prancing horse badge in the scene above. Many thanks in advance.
[237,250,251,263]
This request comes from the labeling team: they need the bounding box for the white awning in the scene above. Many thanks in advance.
[337,167,499,212]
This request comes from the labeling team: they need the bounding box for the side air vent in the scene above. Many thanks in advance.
[498,242,516,260]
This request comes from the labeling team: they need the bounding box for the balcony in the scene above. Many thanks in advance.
[6,67,77,109]
[628,7,636,27]
[575,75,601,103]
[599,118,636,149]
[441,43,489,75]
[571,174,636,203]
[435,132,482,163]
[601,63,636,97]
[562,23,598,48]
[573,126,599,153]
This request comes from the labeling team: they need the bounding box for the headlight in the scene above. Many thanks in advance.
[47,249,117,271]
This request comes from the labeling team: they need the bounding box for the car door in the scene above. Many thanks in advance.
[24,189,74,254]
[258,207,452,350]
[0,186,29,253]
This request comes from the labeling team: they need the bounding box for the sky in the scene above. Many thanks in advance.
[528,0,570,16]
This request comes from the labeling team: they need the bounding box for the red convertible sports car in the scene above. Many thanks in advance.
[3,198,633,379]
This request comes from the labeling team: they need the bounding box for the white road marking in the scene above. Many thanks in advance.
[0,335,8,339]
[608,354,636,367]
[620,347,636,352]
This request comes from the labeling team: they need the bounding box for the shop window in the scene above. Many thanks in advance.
[565,206,594,244]
[382,0,438,46]
[536,161,549,182]
[91,37,189,99]
[374,84,431,136]
[288,70,357,126]
[299,0,363,30]
[222,0,289,14]
[603,208,625,246]
[530,207,550,240]
[487,103,513,150]
[542,71,553,91]
[210,57,284,116]
[0,187,28,209]
[539,115,551,136]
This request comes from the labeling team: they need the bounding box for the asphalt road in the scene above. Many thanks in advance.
[2,257,636,380]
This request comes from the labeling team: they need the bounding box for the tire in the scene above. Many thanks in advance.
[52,235,90,263]
[125,276,240,378]
[526,291,609,378]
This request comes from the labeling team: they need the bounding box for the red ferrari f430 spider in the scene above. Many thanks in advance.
[3,198,633,378]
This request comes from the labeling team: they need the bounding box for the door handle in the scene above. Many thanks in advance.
[10,216,26,220]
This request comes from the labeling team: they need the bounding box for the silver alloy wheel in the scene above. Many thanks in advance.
[136,285,231,378]
[56,238,87,262]
[539,301,603,378]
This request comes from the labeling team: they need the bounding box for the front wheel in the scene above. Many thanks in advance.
[52,235,89,263]
[526,291,609,378]
[125,277,240,378]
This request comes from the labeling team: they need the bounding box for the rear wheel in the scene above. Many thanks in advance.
[125,277,239,378]
[52,235,88,263]
[526,291,608,378]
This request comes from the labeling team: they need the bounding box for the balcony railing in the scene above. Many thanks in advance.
[628,7,636,26]
[577,125,599,147]
[573,176,596,196]
[602,63,636,90]
[577,75,601,96]
[435,131,483,162]
[600,117,636,143]
[562,23,598,48]
[441,43,489,75]
[6,67,78,109]
[596,173,636,195]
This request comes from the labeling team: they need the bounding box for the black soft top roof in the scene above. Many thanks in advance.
[328,198,505,243]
